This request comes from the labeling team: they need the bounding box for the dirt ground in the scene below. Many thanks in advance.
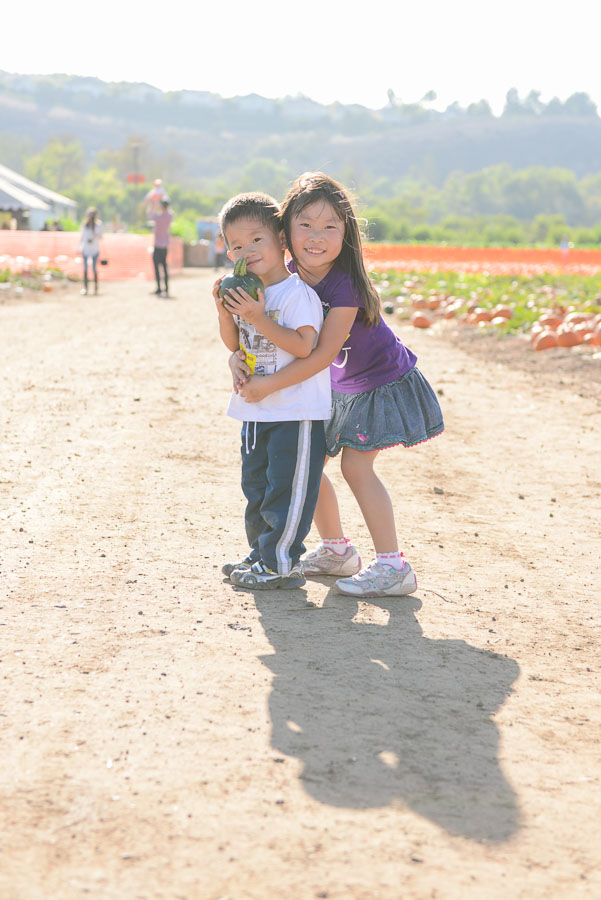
[1,270,600,900]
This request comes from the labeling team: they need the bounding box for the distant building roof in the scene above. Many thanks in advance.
[0,163,77,210]
[0,175,50,211]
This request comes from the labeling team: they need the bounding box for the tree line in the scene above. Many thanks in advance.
[19,136,601,247]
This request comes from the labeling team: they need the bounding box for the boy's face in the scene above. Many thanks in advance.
[224,217,287,287]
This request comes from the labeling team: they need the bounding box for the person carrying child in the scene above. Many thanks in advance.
[231,172,444,598]
[151,198,173,298]
[214,192,331,590]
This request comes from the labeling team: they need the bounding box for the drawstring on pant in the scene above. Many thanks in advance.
[244,421,257,455]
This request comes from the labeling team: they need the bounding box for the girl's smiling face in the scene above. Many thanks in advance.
[289,200,345,284]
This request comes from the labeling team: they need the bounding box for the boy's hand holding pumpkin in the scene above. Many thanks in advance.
[223,287,266,326]
[213,276,233,318]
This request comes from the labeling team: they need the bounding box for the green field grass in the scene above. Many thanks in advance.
[372,270,601,335]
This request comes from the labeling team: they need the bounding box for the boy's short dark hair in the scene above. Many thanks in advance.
[219,192,281,244]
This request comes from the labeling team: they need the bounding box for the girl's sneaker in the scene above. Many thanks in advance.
[301,544,362,576]
[230,560,306,591]
[335,561,417,598]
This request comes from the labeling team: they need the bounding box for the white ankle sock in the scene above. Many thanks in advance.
[321,538,352,556]
[376,551,406,571]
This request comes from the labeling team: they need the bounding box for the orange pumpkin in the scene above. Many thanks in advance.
[556,327,581,347]
[411,312,433,328]
[533,330,559,351]
[564,311,591,326]
[538,314,562,329]
[492,305,514,319]
[573,322,594,338]
[530,323,545,344]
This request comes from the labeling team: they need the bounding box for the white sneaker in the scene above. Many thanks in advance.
[302,544,362,576]
[335,561,417,597]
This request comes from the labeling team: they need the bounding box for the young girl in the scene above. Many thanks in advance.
[232,172,444,598]
[78,207,103,296]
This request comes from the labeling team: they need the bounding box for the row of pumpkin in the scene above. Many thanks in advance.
[382,292,601,350]
[528,312,601,350]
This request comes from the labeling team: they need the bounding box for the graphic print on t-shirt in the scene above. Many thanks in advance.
[237,309,280,376]
[331,326,352,369]
[322,302,352,369]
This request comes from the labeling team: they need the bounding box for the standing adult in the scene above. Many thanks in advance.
[151,198,174,298]
[78,207,103,296]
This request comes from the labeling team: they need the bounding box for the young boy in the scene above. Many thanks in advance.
[215,192,331,589]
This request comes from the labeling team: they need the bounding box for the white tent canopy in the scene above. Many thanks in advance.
[0,163,77,229]
[0,176,50,212]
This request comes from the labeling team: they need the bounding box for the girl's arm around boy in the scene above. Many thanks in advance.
[221,285,316,359]
[238,305,358,403]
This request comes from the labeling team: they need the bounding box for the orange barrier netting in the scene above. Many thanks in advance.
[364,244,601,276]
[0,231,183,281]
[3,234,600,279]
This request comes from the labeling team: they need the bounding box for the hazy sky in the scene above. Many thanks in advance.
[4,0,599,113]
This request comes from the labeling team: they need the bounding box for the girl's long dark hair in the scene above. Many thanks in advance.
[84,206,97,232]
[279,172,381,327]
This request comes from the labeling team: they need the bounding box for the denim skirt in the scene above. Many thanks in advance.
[325,366,444,457]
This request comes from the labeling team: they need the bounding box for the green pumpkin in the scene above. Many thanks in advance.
[218,257,264,311]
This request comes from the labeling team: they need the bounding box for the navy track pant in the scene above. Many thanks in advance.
[240,420,326,575]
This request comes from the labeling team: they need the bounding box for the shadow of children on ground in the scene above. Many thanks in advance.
[254,588,521,843]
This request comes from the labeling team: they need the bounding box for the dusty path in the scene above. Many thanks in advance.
[1,271,600,899]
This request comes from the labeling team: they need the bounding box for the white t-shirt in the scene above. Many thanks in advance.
[227,273,331,423]
[79,221,104,256]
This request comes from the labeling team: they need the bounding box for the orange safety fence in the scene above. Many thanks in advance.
[4,234,601,279]
[364,244,601,276]
[0,231,184,281]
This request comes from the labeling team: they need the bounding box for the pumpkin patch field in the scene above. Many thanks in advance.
[373,268,601,354]
[1,270,600,900]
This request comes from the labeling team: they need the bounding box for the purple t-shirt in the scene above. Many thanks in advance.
[310,266,417,394]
